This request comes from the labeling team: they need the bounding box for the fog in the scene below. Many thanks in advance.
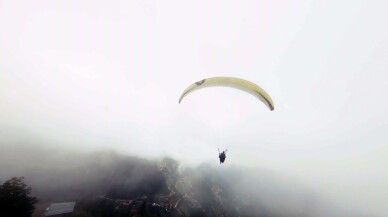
[0,141,372,217]
[1,0,387,217]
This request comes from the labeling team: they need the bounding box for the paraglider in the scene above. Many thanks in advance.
[178,77,275,164]
[178,77,274,111]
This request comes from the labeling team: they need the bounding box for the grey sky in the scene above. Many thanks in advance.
[1,0,387,216]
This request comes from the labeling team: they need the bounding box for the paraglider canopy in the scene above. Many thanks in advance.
[178,77,274,111]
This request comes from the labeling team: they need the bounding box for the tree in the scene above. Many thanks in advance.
[0,177,38,217]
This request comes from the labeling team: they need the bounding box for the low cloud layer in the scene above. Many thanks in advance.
[1,141,374,217]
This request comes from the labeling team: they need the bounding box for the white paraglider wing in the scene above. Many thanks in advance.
[178,77,274,111]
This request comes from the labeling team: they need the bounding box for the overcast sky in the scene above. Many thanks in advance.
[1,0,387,216]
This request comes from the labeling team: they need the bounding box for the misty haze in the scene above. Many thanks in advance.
[1,1,387,217]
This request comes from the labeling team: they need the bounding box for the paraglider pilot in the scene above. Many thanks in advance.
[218,149,227,164]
